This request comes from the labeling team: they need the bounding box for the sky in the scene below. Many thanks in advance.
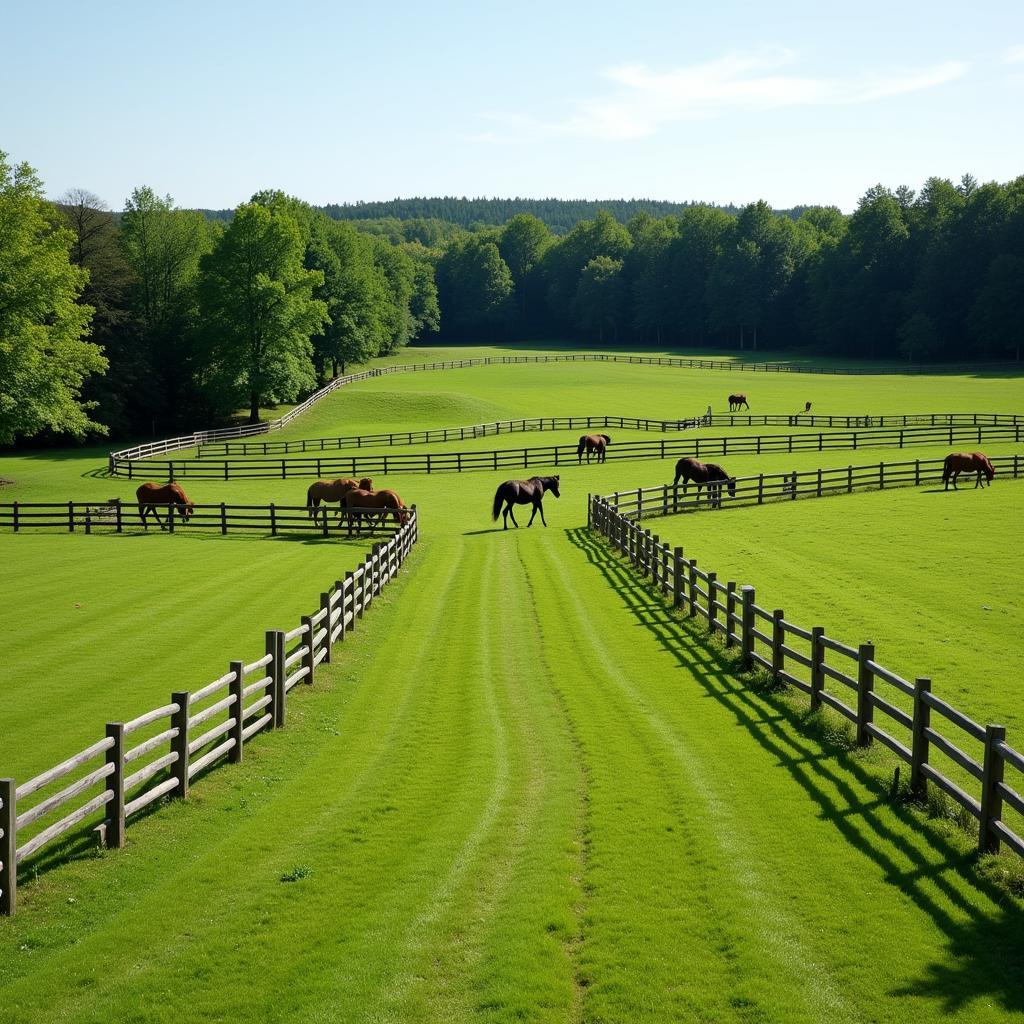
[2,0,1022,213]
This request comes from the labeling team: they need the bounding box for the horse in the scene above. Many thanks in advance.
[577,434,611,464]
[136,482,194,529]
[804,402,812,413]
[673,458,736,509]
[728,393,749,412]
[942,452,995,490]
[343,487,409,535]
[491,476,560,529]
[307,478,373,519]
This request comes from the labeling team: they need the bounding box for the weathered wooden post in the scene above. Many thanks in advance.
[725,583,737,647]
[740,586,756,669]
[651,534,660,588]
[229,661,244,763]
[856,643,875,746]
[707,572,718,632]
[264,631,278,729]
[320,593,333,663]
[672,548,684,609]
[979,724,1007,854]
[170,691,191,800]
[810,627,825,711]
[772,610,785,677]
[104,723,126,848]
[274,630,287,726]
[688,560,699,617]
[0,778,16,915]
[910,677,931,798]
[302,616,315,685]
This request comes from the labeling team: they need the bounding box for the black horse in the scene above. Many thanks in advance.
[491,475,560,529]
[673,457,736,509]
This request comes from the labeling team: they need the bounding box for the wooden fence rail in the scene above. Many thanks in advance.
[0,502,410,538]
[109,422,1023,480]
[0,509,420,916]
[587,493,1024,862]
[193,411,1023,459]
[107,352,1024,466]
[607,454,1022,520]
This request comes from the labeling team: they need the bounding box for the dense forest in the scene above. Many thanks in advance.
[2,148,1021,447]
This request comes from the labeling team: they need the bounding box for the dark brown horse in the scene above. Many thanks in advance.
[343,487,409,535]
[577,434,611,464]
[307,478,373,518]
[137,482,194,529]
[491,476,560,529]
[943,452,995,490]
[673,458,736,509]
[728,393,749,412]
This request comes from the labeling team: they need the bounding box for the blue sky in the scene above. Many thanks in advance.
[2,0,1021,212]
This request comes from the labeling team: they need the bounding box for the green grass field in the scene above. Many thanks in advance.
[1,349,1023,1023]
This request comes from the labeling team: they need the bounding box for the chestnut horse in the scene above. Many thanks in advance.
[673,458,736,509]
[577,434,611,464]
[343,487,409,535]
[728,393,749,412]
[491,475,560,529]
[137,482,194,529]
[942,452,995,490]
[307,478,373,518]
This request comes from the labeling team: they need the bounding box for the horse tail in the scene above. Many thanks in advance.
[576,437,585,455]
[941,456,951,484]
[492,486,504,522]
[600,434,611,444]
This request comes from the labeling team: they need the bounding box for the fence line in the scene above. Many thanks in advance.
[0,509,420,916]
[110,422,1024,480]
[0,501,409,538]
[108,352,1023,466]
[587,492,1024,863]
[193,411,1023,459]
[606,453,1023,519]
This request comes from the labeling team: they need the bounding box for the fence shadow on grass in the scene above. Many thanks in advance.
[564,525,1024,1016]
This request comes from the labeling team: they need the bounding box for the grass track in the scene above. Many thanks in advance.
[2,353,1023,1021]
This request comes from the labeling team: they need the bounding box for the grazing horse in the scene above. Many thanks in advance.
[728,393,749,412]
[577,434,611,464]
[306,478,373,519]
[942,452,995,490]
[491,476,560,529]
[673,458,736,509]
[804,402,812,413]
[136,482,194,529]
[343,487,409,535]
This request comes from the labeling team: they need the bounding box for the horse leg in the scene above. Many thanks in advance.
[527,502,538,526]
[538,500,548,526]
[139,504,148,529]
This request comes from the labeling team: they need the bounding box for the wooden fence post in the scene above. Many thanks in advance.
[104,723,125,848]
[772,610,785,676]
[979,724,1007,854]
[320,593,333,663]
[707,572,718,633]
[0,778,15,915]
[910,677,931,798]
[302,616,315,685]
[672,548,684,609]
[661,543,670,596]
[274,630,286,727]
[229,662,244,763]
[810,627,824,711]
[856,643,875,746]
[651,534,660,587]
[170,691,191,800]
[688,560,698,617]
[725,583,737,647]
[347,571,358,629]
[220,502,227,535]
[740,587,756,669]
[264,631,278,730]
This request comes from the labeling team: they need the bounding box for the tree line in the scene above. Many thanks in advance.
[2,149,1021,447]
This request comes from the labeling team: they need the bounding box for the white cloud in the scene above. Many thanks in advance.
[1004,45,1024,63]
[476,49,969,143]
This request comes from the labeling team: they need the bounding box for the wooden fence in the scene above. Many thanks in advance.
[604,454,1023,519]
[192,411,1022,459]
[587,493,1024,862]
[109,422,1024,480]
[107,353,1023,467]
[0,510,419,916]
[0,501,412,538]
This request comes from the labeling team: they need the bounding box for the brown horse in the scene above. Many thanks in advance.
[673,458,736,509]
[343,488,409,535]
[136,482,194,529]
[491,476,560,529]
[307,478,373,518]
[728,393,749,412]
[943,452,995,490]
[577,434,611,464]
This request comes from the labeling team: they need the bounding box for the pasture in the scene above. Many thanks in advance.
[1,348,1023,1024]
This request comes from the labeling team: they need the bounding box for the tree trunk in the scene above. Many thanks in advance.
[249,393,260,424]
[752,325,758,351]
[739,325,745,350]
[332,358,340,378]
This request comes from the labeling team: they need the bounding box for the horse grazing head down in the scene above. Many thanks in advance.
[546,475,561,498]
